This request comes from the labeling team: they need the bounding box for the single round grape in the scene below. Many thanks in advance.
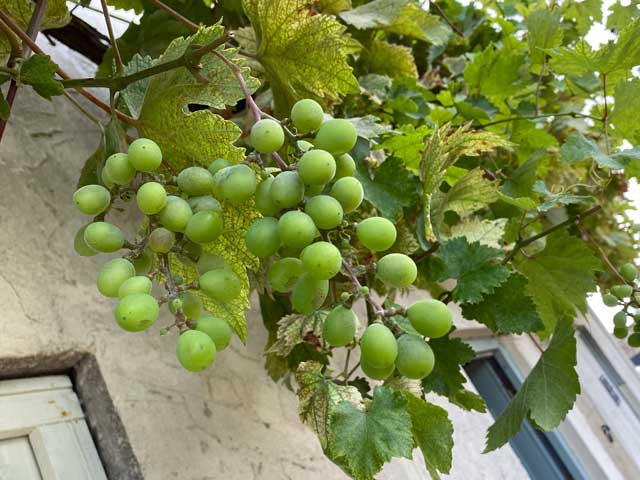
[136,182,167,215]
[104,152,136,185]
[177,167,214,196]
[118,275,152,298]
[340,291,351,302]
[335,153,356,178]
[199,269,242,302]
[298,149,336,185]
[250,119,285,153]
[208,158,231,176]
[132,249,153,275]
[115,293,159,332]
[314,119,357,155]
[255,177,279,216]
[196,253,230,275]
[361,359,395,380]
[395,334,435,379]
[602,292,619,307]
[377,253,417,289]
[170,298,183,312]
[176,330,216,372]
[291,274,329,314]
[291,99,324,133]
[73,184,111,215]
[323,305,357,347]
[101,167,116,190]
[213,164,257,205]
[169,291,202,319]
[612,284,633,299]
[297,140,314,152]
[614,326,628,339]
[330,177,363,213]
[302,241,342,280]
[305,184,325,196]
[128,138,162,172]
[621,263,638,283]
[360,286,370,296]
[268,257,304,293]
[360,323,398,368]
[305,195,343,230]
[278,211,317,249]
[148,227,175,253]
[159,196,193,233]
[84,222,125,253]
[271,171,305,209]
[628,333,640,347]
[185,210,223,244]
[196,314,232,351]
[407,299,452,338]
[357,217,397,252]
[74,225,97,257]
[97,258,135,297]
[245,217,280,257]
[614,311,628,328]
[188,195,222,214]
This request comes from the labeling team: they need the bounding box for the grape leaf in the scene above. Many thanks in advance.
[526,8,563,67]
[446,218,507,248]
[267,311,325,356]
[610,78,640,144]
[607,0,640,31]
[464,45,530,99]
[436,236,511,304]
[120,54,154,119]
[485,319,580,452]
[362,39,418,79]
[376,124,430,173]
[564,0,602,35]
[533,181,595,212]
[349,115,394,140]
[560,132,629,169]
[384,375,423,397]
[328,386,413,480]
[461,273,543,334]
[316,0,352,14]
[107,0,143,13]
[19,54,63,100]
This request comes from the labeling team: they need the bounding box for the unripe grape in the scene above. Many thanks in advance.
[291,274,329,314]
[377,253,417,289]
[330,177,363,213]
[196,253,230,275]
[614,326,628,339]
[357,217,397,252]
[199,269,242,302]
[128,138,162,172]
[360,323,398,368]
[104,152,136,185]
[612,284,633,299]
[361,359,395,381]
[170,298,183,312]
[148,227,175,253]
[395,334,435,379]
[101,167,116,190]
[268,257,304,292]
[305,184,325,196]
[291,99,324,133]
[73,184,111,215]
[298,149,336,185]
[250,119,285,153]
[176,330,216,372]
[185,210,223,244]
[314,119,357,155]
[278,211,317,249]
[97,258,135,297]
[602,292,619,307]
[136,182,167,215]
[614,311,628,328]
[213,164,257,204]
[245,217,280,257]
[628,333,640,347]
[335,153,356,178]
[74,225,97,256]
[621,263,638,283]
[118,275,153,298]
[159,196,193,232]
[360,286,370,296]
[297,140,314,152]
[170,291,203,319]
[196,314,232,351]
[305,195,343,230]
[132,249,153,275]
[302,241,342,280]
[323,305,357,347]
[407,299,452,338]
[115,293,159,332]
[255,177,279,216]
[177,167,214,196]
[208,158,231,176]
[188,195,221,214]
[340,291,351,302]
[84,221,125,253]
[271,171,305,209]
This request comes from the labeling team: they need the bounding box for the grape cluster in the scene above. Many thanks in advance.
[601,263,640,347]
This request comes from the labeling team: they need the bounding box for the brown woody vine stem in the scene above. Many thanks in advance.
[99,0,123,75]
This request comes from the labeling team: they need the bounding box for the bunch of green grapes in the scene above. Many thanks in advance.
[601,263,640,347]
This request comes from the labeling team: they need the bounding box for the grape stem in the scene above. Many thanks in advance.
[341,259,384,317]
[147,0,199,32]
[160,254,188,332]
[99,0,123,75]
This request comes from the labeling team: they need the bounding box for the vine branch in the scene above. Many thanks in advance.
[148,0,199,32]
[160,254,188,332]
[99,0,123,75]
[476,111,601,129]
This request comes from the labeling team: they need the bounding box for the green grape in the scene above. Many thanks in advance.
[614,311,628,328]
[84,222,125,253]
[323,305,357,347]
[340,291,351,302]
[301,241,342,280]
[268,257,304,293]
[148,227,175,253]
[305,184,325,196]
[185,210,223,244]
[177,167,214,196]
[196,314,232,351]
[159,196,193,233]
[118,276,152,298]
[208,158,231,176]
[314,119,357,155]
[199,269,242,302]
[250,119,285,153]
[213,164,257,205]
[132,249,153,275]
[73,184,111,215]
[361,359,395,381]
[101,167,116,190]
[291,274,329,314]
[188,195,222,214]
[360,323,398,368]
[612,284,633,299]
[330,177,363,213]
[104,152,136,185]
[357,217,397,252]
[255,177,279,216]
[297,140,314,152]
[291,99,324,133]
[360,286,370,296]
[115,293,159,332]
[271,171,305,209]
[128,138,162,172]
[305,195,343,230]
[298,150,336,185]
[407,299,452,338]
[278,211,317,249]
[395,334,435,379]
[97,258,135,297]
[136,182,167,215]
[169,291,202,319]
[176,330,216,372]
[196,253,230,275]
[245,217,281,257]
[602,292,619,307]
[74,225,97,257]
[614,326,628,339]
[377,253,417,289]
[621,263,638,283]
[170,298,183,312]
[628,333,640,347]
[335,153,356,178]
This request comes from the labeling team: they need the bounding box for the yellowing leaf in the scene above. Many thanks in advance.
[362,39,418,79]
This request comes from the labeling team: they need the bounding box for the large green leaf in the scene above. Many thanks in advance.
[267,311,325,357]
[464,45,530,99]
[446,218,507,248]
[611,78,640,144]
[526,8,563,67]
[361,39,418,79]
[377,124,430,173]
[19,54,63,100]
[120,54,154,119]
